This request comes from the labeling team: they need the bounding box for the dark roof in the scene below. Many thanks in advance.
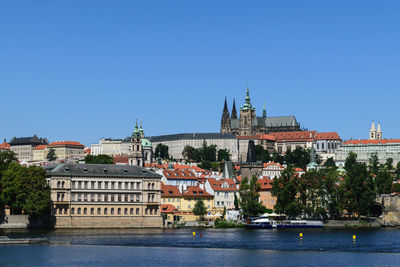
[148,133,236,143]
[247,140,257,163]
[47,163,161,178]
[9,135,48,146]
[222,161,235,179]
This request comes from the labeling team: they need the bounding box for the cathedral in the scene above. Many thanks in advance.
[220,88,301,136]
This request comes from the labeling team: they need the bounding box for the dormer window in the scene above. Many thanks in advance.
[83,168,88,173]
[64,167,70,172]
[123,169,128,174]
[103,168,108,173]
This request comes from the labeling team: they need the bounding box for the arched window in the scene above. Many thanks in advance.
[136,208,139,215]
[91,208,94,214]
[57,181,60,188]
[71,208,75,214]
[78,208,81,214]
[54,208,57,215]
[118,208,121,215]
[152,183,155,190]
[84,208,87,214]
[150,209,153,215]
[97,208,101,214]
[64,208,68,214]
[130,208,134,215]
[148,183,151,189]
[111,208,114,214]
[154,208,158,215]
[62,181,65,188]
[124,208,128,215]
[104,208,108,214]
[145,209,148,215]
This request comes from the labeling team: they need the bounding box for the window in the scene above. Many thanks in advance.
[91,194,94,202]
[84,181,88,189]
[152,183,155,190]
[118,195,121,202]
[136,208,139,214]
[111,208,114,214]
[130,208,134,214]
[111,195,114,202]
[91,208,94,214]
[105,182,109,189]
[62,181,65,188]
[118,208,121,215]
[97,208,101,214]
[98,194,101,202]
[64,208,68,214]
[71,208,75,214]
[104,208,108,214]
[84,208,87,214]
[125,182,129,189]
[148,183,151,189]
[137,182,141,189]
[111,182,115,189]
[131,182,135,190]
[57,193,60,201]
[150,209,153,215]
[57,181,60,188]
[124,208,128,215]
[78,208,81,214]
[91,181,95,189]
[136,195,140,202]
[188,205,191,209]
[125,195,128,202]
[224,192,229,198]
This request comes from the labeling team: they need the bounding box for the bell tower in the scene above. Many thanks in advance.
[220,97,231,133]
[129,119,144,167]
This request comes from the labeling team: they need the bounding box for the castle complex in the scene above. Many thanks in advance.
[220,88,301,136]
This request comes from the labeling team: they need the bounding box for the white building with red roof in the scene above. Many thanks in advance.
[0,141,10,151]
[262,162,285,179]
[204,178,238,210]
[157,169,198,187]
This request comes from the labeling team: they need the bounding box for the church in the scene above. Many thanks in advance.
[221,88,301,136]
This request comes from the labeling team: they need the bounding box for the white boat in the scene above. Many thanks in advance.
[247,216,277,229]
[277,220,323,229]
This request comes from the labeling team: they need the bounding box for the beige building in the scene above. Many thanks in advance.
[33,145,48,161]
[91,139,131,156]
[9,135,48,161]
[47,141,85,160]
[47,163,163,228]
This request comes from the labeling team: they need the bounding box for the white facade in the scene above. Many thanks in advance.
[91,139,130,156]
[335,140,400,166]
[150,133,238,161]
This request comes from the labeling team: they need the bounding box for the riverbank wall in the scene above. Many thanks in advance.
[0,215,49,229]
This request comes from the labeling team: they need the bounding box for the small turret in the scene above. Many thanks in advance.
[262,100,267,118]
[231,98,237,120]
[370,121,377,140]
[377,121,382,140]
[220,96,231,133]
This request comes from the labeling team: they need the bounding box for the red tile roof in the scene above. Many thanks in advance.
[345,139,400,145]
[113,155,129,164]
[315,132,341,140]
[207,178,237,192]
[269,131,317,142]
[84,148,91,154]
[237,134,262,140]
[33,145,47,150]
[161,184,182,197]
[258,134,276,141]
[258,178,272,190]
[161,204,177,214]
[48,141,85,148]
[0,142,10,150]
[183,186,212,197]
[263,162,285,169]
[163,170,197,180]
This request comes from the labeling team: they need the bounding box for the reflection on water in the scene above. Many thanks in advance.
[1,228,400,266]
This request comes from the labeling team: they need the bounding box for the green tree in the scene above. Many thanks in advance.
[375,169,393,194]
[200,141,217,162]
[155,144,169,159]
[324,157,337,168]
[198,160,212,170]
[271,166,302,218]
[255,145,271,163]
[217,149,231,162]
[0,163,51,215]
[272,151,284,164]
[396,161,400,179]
[193,199,207,220]
[239,175,265,218]
[182,145,196,161]
[234,193,239,210]
[385,158,394,170]
[343,153,375,218]
[46,148,57,161]
[84,154,114,164]
[368,153,380,175]
[284,147,311,170]
[0,150,17,176]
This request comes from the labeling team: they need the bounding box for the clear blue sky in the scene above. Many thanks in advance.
[1,0,399,146]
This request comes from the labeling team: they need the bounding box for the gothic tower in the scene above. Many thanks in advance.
[231,98,237,120]
[369,121,377,140]
[129,120,144,167]
[377,122,382,140]
[239,87,256,136]
[262,100,267,118]
[220,97,231,134]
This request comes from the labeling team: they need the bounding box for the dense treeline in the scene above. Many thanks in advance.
[271,152,398,219]
[182,141,231,171]
[0,151,51,216]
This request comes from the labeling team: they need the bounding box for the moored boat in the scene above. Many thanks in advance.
[0,236,49,244]
[246,216,277,229]
[277,220,323,229]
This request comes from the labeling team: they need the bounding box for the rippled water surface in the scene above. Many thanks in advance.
[1,228,400,266]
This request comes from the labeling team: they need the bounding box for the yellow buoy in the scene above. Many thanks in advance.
[299,233,303,238]
[193,232,196,236]
[353,235,356,241]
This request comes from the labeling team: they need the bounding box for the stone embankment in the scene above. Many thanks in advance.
[324,220,382,228]
[376,194,400,226]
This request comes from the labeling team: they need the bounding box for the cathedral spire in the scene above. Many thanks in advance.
[262,100,267,118]
[370,121,377,140]
[220,97,231,133]
[223,96,228,112]
[231,98,237,120]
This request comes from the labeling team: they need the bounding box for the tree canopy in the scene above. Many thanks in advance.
[155,144,169,160]
[0,162,51,215]
[193,199,207,220]
[239,175,265,218]
[84,154,114,164]
[46,148,57,161]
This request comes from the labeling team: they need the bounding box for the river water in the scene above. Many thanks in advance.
[1,228,399,266]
